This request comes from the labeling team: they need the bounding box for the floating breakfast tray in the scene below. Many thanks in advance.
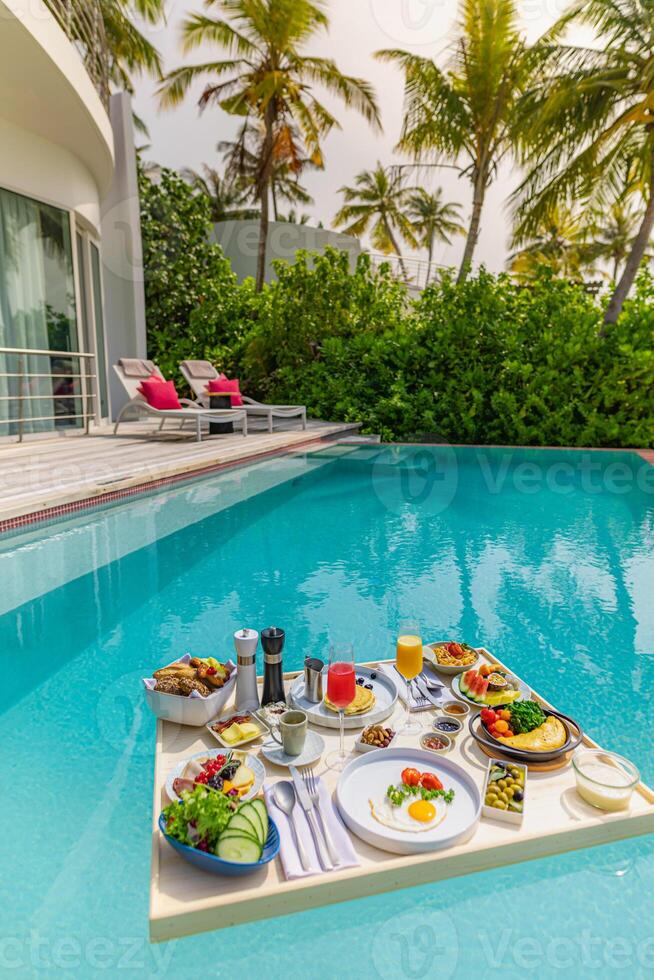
[149,652,654,942]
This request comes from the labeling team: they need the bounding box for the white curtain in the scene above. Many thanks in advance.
[0,188,56,434]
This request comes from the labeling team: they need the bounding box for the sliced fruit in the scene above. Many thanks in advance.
[231,765,255,790]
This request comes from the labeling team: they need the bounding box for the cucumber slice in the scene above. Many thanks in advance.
[238,803,264,844]
[224,812,260,841]
[219,829,260,844]
[216,834,262,864]
[250,799,269,843]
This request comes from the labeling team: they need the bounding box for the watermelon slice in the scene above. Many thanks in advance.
[462,670,476,692]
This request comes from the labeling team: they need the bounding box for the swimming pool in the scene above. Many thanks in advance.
[2,443,654,978]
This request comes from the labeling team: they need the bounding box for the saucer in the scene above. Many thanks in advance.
[260,729,325,767]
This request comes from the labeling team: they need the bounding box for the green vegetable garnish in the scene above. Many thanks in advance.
[386,783,455,807]
[507,700,546,734]
[162,785,236,848]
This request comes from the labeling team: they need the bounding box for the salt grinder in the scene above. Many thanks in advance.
[234,628,260,712]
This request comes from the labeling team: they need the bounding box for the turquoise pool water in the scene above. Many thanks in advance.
[1,444,654,978]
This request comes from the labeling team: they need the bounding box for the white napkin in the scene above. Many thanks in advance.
[142,654,236,699]
[264,777,359,879]
[377,663,442,711]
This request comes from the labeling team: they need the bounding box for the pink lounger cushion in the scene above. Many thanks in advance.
[206,377,243,407]
[139,378,182,410]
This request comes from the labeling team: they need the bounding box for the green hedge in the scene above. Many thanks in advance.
[140,174,654,447]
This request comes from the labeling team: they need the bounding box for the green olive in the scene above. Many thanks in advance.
[505,786,515,797]
[496,791,509,803]
[510,769,521,779]
[493,800,508,810]
[497,779,507,790]
[485,794,496,805]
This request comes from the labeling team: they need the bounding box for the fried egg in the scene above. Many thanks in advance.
[369,795,445,833]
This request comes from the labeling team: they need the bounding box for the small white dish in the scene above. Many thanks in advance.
[433,717,464,739]
[481,759,527,825]
[206,710,269,748]
[165,749,265,803]
[355,728,398,753]
[260,729,325,768]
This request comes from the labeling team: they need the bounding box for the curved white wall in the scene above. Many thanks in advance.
[0,117,103,231]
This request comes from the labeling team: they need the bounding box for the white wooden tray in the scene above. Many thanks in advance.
[149,653,654,942]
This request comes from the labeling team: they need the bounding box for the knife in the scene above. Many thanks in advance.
[289,766,333,871]
[414,674,442,708]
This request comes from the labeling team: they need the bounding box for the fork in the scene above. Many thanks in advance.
[302,768,341,867]
[409,678,429,708]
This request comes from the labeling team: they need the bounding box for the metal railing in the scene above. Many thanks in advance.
[0,347,98,443]
[367,252,448,292]
[44,0,110,108]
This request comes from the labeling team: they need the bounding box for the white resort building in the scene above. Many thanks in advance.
[0,0,146,441]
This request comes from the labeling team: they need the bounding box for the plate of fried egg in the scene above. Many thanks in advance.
[335,748,481,854]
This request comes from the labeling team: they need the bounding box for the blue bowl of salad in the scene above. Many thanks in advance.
[159,788,280,877]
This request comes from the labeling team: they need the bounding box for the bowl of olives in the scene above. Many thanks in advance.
[481,760,527,824]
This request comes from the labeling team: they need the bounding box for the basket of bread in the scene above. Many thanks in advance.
[143,654,236,726]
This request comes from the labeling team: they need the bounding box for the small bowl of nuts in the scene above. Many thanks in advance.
[355,724,397,753]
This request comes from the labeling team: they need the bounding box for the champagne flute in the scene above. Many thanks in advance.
[396,620,423,734]
[325,642,356,771]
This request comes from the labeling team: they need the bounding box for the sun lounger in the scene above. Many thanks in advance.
[179,360,307,433]
[113,360,248,442]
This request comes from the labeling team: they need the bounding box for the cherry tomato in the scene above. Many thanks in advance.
[420,772,443,791]
[498,709,512,722]
[401,767,422,787]
[480,708,496,725]
[504,728,514,737]
[494,719,509,734]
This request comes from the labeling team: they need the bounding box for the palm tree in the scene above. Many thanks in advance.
[333,164,417,276]
[512,0,654,326]
[377,0,537,283]
[509,204,595,280]
[180,165,259,221]
[218,122,315,221]
[586,198,647,283]
[406,187,465,268]
[100,1,166,93]
[159,0,380,291]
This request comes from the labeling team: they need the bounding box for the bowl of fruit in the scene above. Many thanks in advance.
[469,700,583,763]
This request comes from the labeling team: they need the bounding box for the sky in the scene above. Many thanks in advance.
[133,0,577,272]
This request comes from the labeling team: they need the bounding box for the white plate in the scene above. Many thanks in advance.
[452,672,530,707]
[165,749,265,803]
[260,730,325,768]
[288,665,398,730]
[336,747,481,855]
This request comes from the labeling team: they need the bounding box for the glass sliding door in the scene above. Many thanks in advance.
[0,186,81,435]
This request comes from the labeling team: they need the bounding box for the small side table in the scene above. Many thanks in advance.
[209,394,234,434]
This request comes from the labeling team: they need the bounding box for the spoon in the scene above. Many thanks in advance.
[273,781,310,871]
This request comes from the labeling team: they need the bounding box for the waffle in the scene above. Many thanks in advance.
[324,683,376,715]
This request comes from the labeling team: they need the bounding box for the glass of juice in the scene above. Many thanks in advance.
[325,643,356,770]
[396,621,424,733]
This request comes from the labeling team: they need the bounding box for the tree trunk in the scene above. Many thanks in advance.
[384,219,408,278]
[255,104,275,293]
[603,164,654,329]
[427,235,434,283]
[457,171,486,284]
[272,181,279,222]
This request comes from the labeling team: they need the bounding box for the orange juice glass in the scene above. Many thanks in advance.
[396,622,424,733]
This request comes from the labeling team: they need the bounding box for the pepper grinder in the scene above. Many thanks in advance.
[234,628,260,712]
[261,626,286,706]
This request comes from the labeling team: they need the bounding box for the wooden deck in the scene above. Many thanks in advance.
[0,419,359,523]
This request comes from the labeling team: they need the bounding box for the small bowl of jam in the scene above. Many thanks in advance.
[420,732,452,753]
[441,699,470,719]
[433,717,463,739]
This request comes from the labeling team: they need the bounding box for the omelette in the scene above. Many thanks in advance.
[496,714,567,752]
